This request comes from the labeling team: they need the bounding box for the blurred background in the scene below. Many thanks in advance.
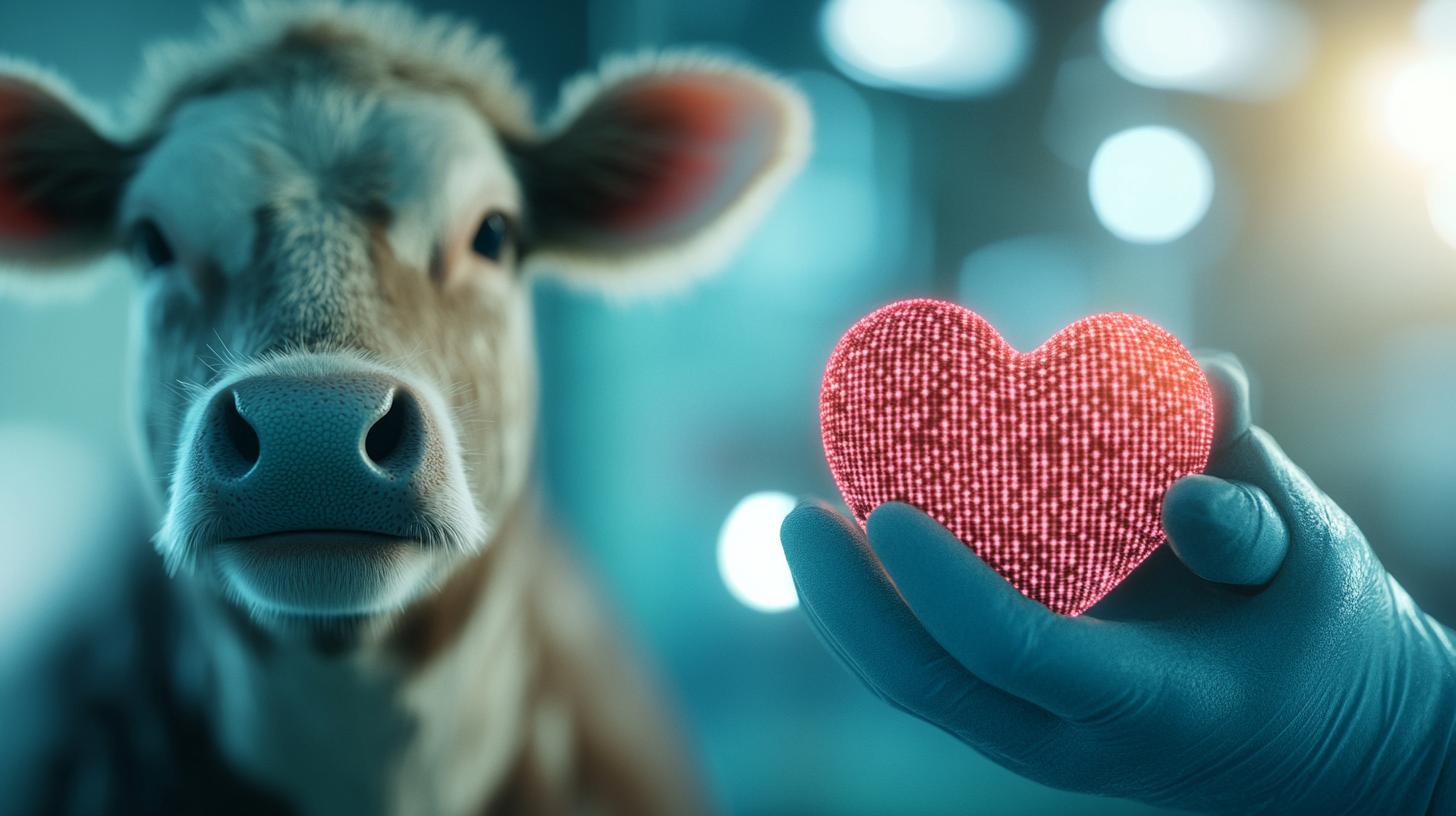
[4,0,1456,813]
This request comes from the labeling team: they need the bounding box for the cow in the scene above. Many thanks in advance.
[0,2,809,813]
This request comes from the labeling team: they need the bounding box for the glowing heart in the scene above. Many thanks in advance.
[820,299,1213,615]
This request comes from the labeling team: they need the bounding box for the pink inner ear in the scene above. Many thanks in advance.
[0,183,57,239]
[602,79,749,232]
[0,90,58,240]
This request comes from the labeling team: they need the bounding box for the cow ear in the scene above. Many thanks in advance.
[515,52,810,295]
[0,62,135,272]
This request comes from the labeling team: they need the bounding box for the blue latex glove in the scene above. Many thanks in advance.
[781,355,1456,813]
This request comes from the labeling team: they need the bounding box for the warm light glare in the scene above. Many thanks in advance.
[1089,126,1214,244]
[1100,0,1310,98]
[1383,54,1456,167]
[1427,172,1456,249]
[717,492,800,613]
[820,0,1032,97]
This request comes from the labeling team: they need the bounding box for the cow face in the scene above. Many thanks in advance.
[0,8,808,634]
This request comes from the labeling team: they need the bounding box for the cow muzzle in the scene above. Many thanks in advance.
[158,354,485,617]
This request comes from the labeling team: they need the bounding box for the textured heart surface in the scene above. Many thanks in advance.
[820,299,1214,615]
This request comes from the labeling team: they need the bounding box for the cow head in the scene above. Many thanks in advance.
[0,4,808,635]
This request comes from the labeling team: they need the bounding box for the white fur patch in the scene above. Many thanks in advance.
[120,85,520,288]
[121,92,269,279]
[375,94,522,274]
[124,0,535,140]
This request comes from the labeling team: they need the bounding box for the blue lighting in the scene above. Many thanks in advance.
[820,0,1033,98]
[1089,126,1214,244]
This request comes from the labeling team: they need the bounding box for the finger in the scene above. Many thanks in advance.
[1206,427,1356,582]
[1191,357,1343,580]
[780,502,1062,753]
[1162,474,1289,586]
[1196,352,1341,552]
[1196,352,1251,452]
[864,502,1149,720]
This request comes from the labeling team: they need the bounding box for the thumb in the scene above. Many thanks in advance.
[1162,474,1289,586]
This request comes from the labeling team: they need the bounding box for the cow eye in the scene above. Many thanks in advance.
[470,211,514,263]
[130,219,175,270]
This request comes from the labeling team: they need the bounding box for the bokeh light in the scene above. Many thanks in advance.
[820,0,1032,97]
[717,491,800,613]
[1100,0,1310,99]
[1381,53,1456,167]
[1426,172,1456,249]
[1089,126,1214,244]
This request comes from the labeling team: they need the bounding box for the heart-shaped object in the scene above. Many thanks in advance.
[820,299,1213,615]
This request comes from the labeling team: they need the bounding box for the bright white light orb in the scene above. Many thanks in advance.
[1383,54,1456,167]
[1102,0,1223,85]
[1089,126,1214,244]
[821,0,1032,97]
[717,491,800,613]
[1100,0,1310,99]
[1427,172,1456,249]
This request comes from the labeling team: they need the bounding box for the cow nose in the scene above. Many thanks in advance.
[198,374,437,537]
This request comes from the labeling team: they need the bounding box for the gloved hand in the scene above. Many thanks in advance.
[781,355,1456,814]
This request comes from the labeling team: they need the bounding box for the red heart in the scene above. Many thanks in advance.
[819,299,1214,615]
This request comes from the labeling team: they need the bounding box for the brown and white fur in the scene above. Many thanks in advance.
[0,3,809,814]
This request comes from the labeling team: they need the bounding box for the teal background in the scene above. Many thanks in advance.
[3,1,1454,813]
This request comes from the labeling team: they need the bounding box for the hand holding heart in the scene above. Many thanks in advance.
[782,349,1456,813]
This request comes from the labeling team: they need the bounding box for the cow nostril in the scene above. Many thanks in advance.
[221,393,261,469]
[364,391,409,467]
